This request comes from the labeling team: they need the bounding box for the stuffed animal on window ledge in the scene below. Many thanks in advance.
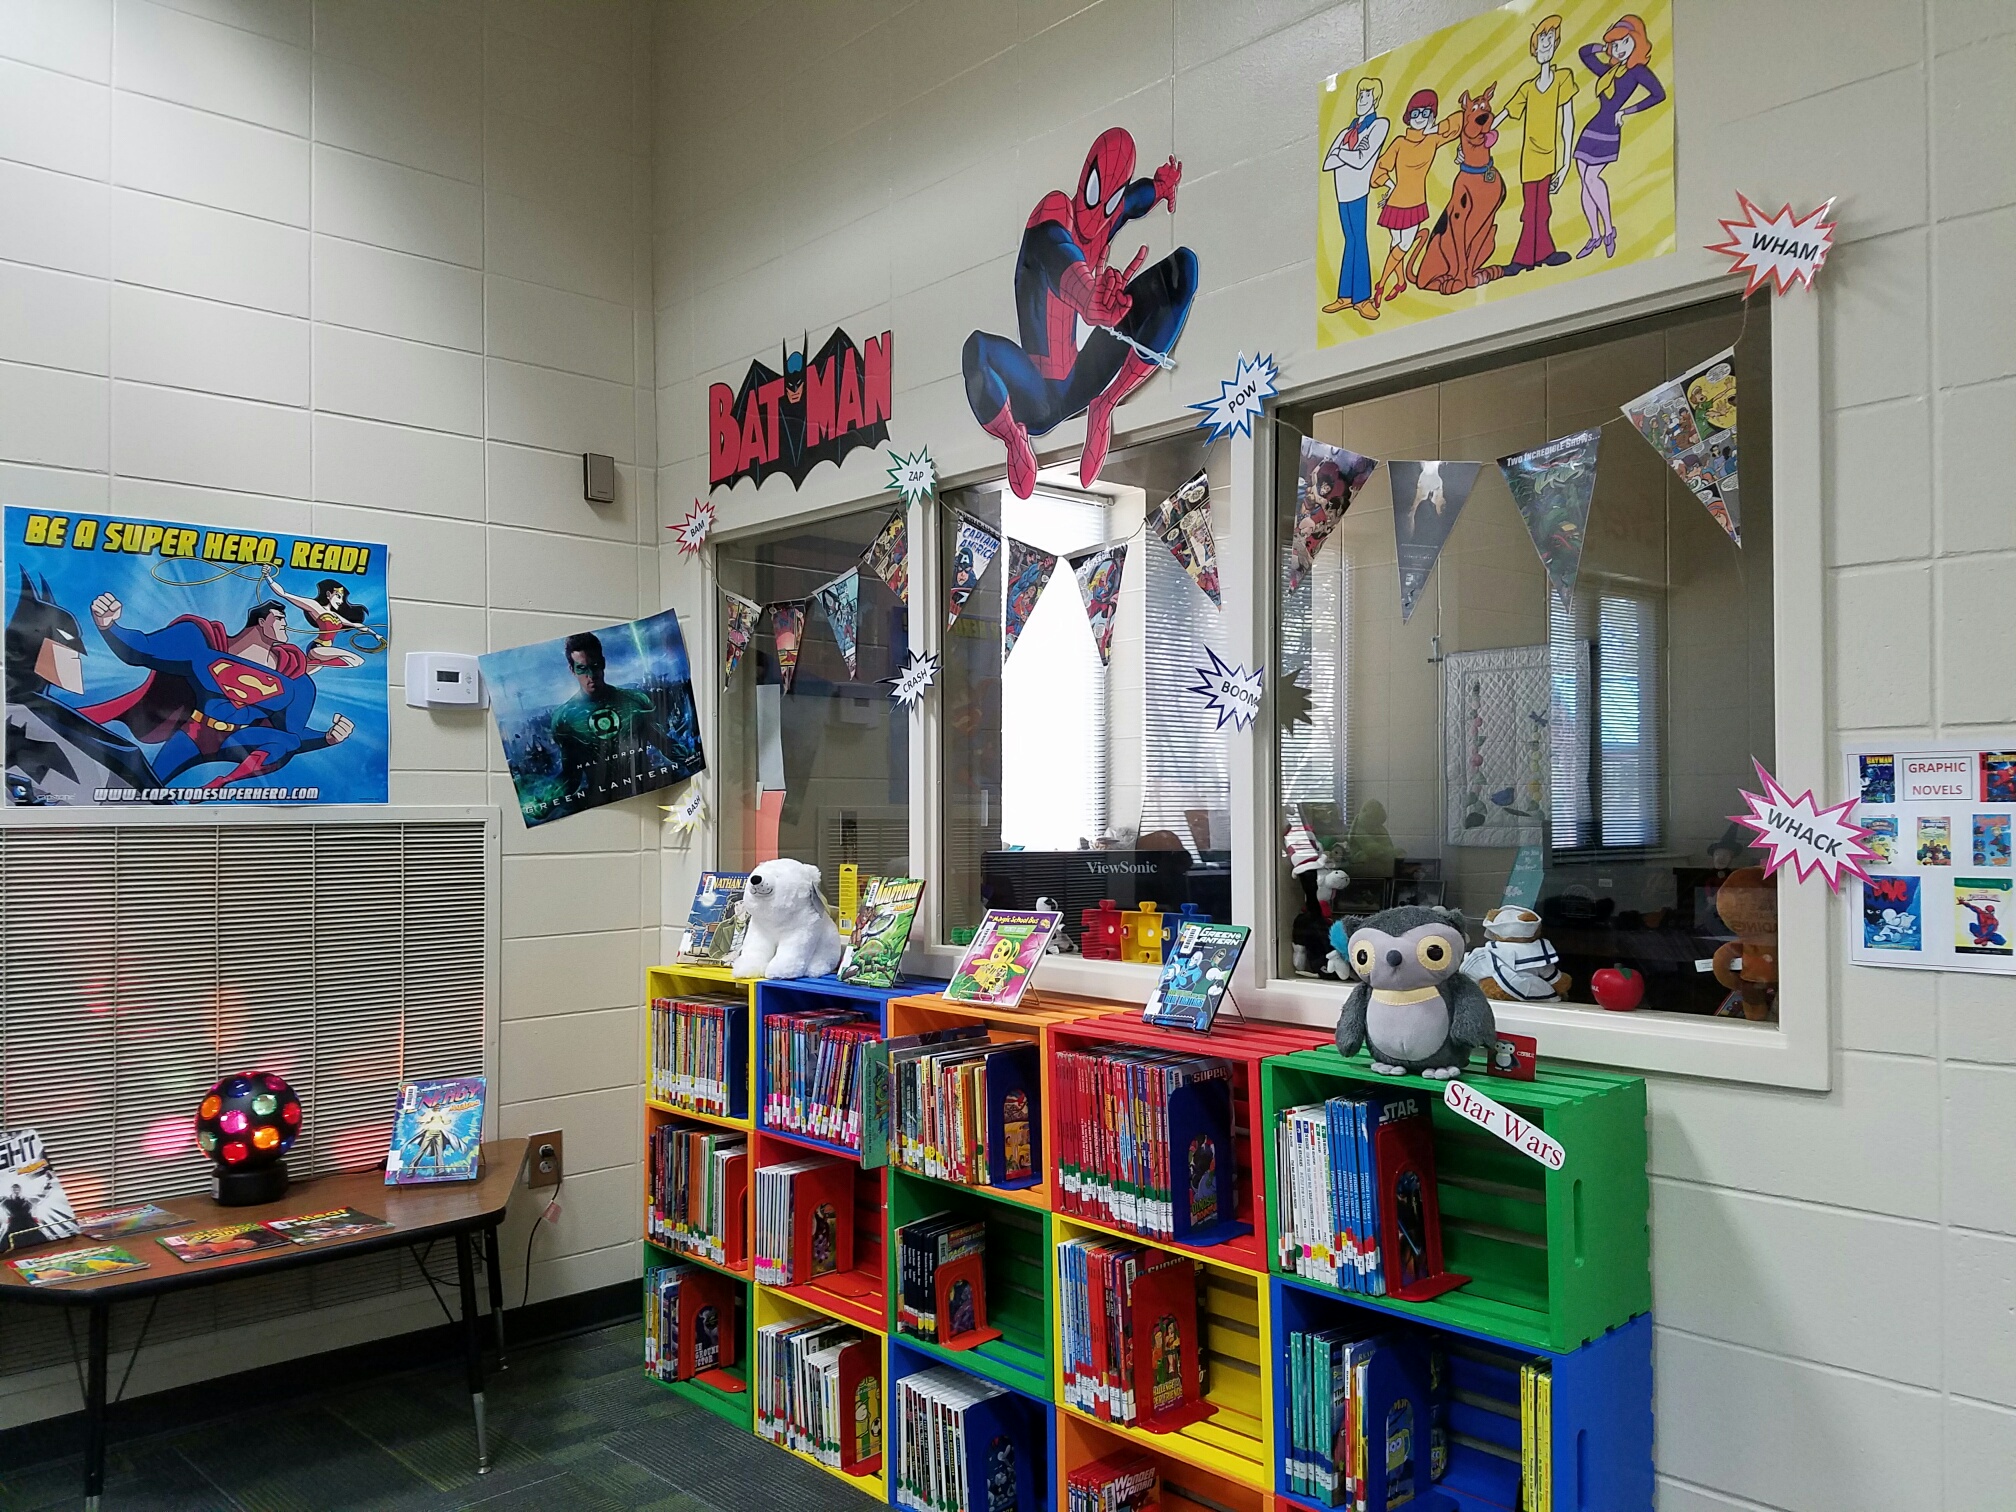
[1331,905,1496,1078]
[730,858,844,979]
[1460,906,1572,1003]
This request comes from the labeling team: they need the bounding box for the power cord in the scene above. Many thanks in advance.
[522,1171,563,1310]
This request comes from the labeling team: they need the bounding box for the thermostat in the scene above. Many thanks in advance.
[404,652,485,708]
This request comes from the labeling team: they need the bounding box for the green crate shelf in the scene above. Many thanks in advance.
[1260,1047,1650,1352]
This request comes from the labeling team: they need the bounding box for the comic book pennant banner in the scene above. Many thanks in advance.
[1623,345,1740,546]
[1291,437,1377,590]
[722,591,762,688]
[1069,542,1128,667]
[1389,459,1481,622]
[1002,538,1058,661]
[769,600,808,693]
[1148,469,1221,607]
[863,508,908,602]
[947,515,1003,630]
[1500,428,1601,605]
[817,568,860,680]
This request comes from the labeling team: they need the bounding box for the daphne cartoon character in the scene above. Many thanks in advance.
[1571,14,1666,259]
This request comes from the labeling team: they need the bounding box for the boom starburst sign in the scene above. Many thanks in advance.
[1706,194,1836,297]
[1188,648,1264,732]
[1729,758,1874,891]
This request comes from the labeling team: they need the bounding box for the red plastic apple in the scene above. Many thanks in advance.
[1591,965,1645,1011]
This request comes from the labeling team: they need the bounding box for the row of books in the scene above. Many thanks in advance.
[644,1263,738,1384]
[891,1365,1037,1512]
[647,1125,747,1268]
[1057,1236,1205,1428]
[754,1315,881,1474]
[1274,1089,1452,1300]
[752,1158,854,1287]
[1284,1328,1449,1509]
[1521,1360,1555,1512]
[887,1035,1041,1189]
[649,994,747,1119]
[894,1213,988,1347]
[1063,1452,1159,1512]
[1053,1047,1240,1242]
[762,1010,880,1149]
[8,1208,391,1285]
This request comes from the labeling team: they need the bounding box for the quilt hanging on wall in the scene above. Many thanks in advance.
[5,506,390,805]
[1315,0,1674,346]
[1441,643,1564,848]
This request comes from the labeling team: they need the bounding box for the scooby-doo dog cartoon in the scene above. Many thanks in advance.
[1413,85,1507,296]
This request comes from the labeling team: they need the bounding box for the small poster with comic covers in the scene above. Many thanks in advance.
[0,1129,82,1254]
[5,506,389,805]
[1143,922,1250,1032]
[944,909,1060,1009]
[837,877,925,989]
[480,609,705,828]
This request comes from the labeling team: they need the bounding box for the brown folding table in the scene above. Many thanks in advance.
[0,1138,528,1510]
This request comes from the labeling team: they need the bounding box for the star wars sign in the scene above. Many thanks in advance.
[1443,1081,1565,1170]
[709,328,893,491]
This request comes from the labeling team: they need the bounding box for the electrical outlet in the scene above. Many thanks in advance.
[527,1130,563,1188]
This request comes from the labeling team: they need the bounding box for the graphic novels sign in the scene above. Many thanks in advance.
[4,507,390,805]
[479,609,706,829]
[708,328,893,491]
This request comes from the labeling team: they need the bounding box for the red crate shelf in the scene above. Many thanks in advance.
[752,1127,886,1333]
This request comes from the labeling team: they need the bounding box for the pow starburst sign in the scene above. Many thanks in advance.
[1189,352,1279,442]
[886,447,937,509]
[671,498,715,555]
[1188,648,1265,732]
[884,649,940,708]
[1730,758,1874,891]
[1707,193,1836,297]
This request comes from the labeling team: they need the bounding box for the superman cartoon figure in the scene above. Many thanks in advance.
[80,593,352,789]
[963,128,1197,498]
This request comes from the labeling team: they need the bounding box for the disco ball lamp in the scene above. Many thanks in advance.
[195,1071,302,1206]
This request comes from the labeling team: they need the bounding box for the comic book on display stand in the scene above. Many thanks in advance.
[0,1129,83,1254]
[679,871,748,962]
[384,1076,486,1186]
[837,876,925,988]
[943,910,1059,1009]
[1142,921,1250,1032]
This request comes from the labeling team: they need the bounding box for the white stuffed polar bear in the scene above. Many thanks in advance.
[730,858,844,979]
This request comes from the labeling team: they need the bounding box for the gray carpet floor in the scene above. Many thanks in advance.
[0,1321,882,1511]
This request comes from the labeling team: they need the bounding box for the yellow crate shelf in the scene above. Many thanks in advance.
[753,1279,890,1501]
[1052,1213,1274,1491]
[645,1098,752,1132]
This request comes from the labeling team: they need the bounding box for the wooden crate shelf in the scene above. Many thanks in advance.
[1270,1276,1652,1512]
[1053,1213,1274,1491]
[1058,1407,1275,1512]
[1261,1048,1651,1353]
[643,1265,752,1431]
[1048,1011,1330,1274]
[752,1283,890,1502]
[890,1338,1057,1512]
[888,1166,1054,1401]
[755,975,933,1154]
[752,1127,886,1333]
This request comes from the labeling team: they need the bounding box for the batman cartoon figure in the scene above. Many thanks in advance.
[5,571,158,804]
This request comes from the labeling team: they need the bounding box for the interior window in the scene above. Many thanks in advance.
[1274,298,1777,1021]
[942,432,1236,948]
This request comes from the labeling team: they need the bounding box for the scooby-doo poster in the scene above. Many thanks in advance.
[1316,0,1674,346]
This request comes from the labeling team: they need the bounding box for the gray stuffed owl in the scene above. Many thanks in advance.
[1330,905,1496,1078]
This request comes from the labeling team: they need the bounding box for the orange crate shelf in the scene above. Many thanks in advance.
[1048,1011,1329,1274]
[1059,1389,1275,1512]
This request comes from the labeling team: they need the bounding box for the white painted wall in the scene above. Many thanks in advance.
[650,1,2016,1508]
[0,0,660,1421]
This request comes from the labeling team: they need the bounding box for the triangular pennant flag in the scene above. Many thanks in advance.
[1148,469,1221,606]
[1291,437,1378,590]
[1387,460,1481,622]
[817,569,860,679]
[1499,428,1601,605]
[1002,538,1059,661]
[1621,346,1741,546]
[1069,542,1128,666]
[722,591,762,688]
[770,599,808,692]
[947,514,1002,629]
[864,508,909,600]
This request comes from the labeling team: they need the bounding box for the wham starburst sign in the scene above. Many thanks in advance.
[1730,758,1875,891]
[670,498,716,555]
[1706,194,1837,297]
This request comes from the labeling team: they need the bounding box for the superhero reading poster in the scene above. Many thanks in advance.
[708,328,892,492]
[964,127,1196,498]
[4,506,389,806]
[479,609,705,828]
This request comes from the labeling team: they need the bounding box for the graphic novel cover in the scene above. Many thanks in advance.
[385,1076,486,1186]
[159,1223,290,1263]
[0,1129,82,1254]
[1982,752,2016,804]
[265,1208,392,1245]
[1861,876,1921,952]
[1143,923,1251,1032]
[1917,817,1952,866]
[10,1245,147,1285]
[1955,877,2013,956]
[1973,814,2011,869]
[78,1203,183,1240]
[1860,815,1897,865]
[838,876,925,989]
[679,871,748,962]
[945,910,1060,1009]
[1858,753,1895,804]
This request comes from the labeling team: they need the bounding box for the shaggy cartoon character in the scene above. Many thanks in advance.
[730,858,844,980]
[1330,905,1496,1078]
